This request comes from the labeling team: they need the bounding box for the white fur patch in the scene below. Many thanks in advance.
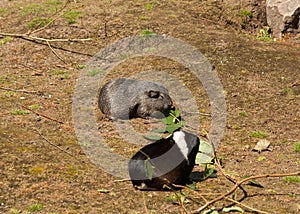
[172,131,189,160]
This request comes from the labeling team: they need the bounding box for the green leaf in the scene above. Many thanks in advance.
[199,141,213,154]
[195,153,213,164]
[253,139,271,152]
[203,165,216,179]
[171,109,181,118]
[165,123,182,133]
[186,181,197,190]
[161,116,174,125]
[144,135,162,141]
[151,128,167,133]
[145,160,154,180]
[222,206,244,213]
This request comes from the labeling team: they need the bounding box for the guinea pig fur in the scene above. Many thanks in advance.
[98,78,173,119]
[128,130,200,190]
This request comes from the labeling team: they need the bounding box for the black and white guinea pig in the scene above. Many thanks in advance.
[128,130,200,190]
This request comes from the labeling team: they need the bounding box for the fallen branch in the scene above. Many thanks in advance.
[191,171,300,213]
[35,128,74,157]
[46,40,67,64]
[0,86,41,95]
[215,160,248,198]
[0,32,92,43]
[224,197,269,214]
[21,104,64,124]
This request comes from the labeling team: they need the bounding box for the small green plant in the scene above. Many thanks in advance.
[77,64,86,69]
[21,1,62,16]
[283,176,300,183]
[257,156,266,161]
[239,9,252,17]
[27,203,43,212]
[10,109,30,115]
[0,7,10,17]
[145,109,184,141]
[29,167,44,175]
[140,29,157,38]
[140,16,150,20]
[51,69,71,79]
[161,109,184,133]
[45,0,62,7]
[257,27,272,42]
[250,131,268,138]
[145,3,154,10]
[0,36,13,45]
[87,69,104,77]
[63,10,82,24]
[52,69,67,75]
[282,88,293,95]
[29,104,40,110]
[0,8,6,13]
[28,17,52,29]
[238,9,252,29]
[21,3,46,15]
[239,111,247,116]
[10,209,22,214]
[294,141,300,152]
[166,192,190,205]
[289,193,297,197]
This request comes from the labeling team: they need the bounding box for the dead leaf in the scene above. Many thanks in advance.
[252,139,271,153]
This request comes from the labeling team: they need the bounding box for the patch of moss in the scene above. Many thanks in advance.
[0,36,13,45]
[10,208,22,214]
[16,147,34,152]
[63,10,82,24]
[283,176,300,183]
[51,70,71,79]
[87,69,104,77]
[21,1,62,16]
[294,141,300,152]
[250,131,268,138]
[28,166,45,175]
[29,104,41,110]
[0,8,6,13]
[27,203,43,212]
[28,17,53,29]
[10,109,30,115]
[239,111,247,117]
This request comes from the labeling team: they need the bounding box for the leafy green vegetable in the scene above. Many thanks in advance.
[145,160,154,180]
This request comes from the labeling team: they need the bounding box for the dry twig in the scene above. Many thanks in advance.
[35,128,74,157]
[0,86,41,95]
[21,104,64,124]
[46,40,67,64]
[0,32,92,43]
[191,171,300,213]
[224,197,269,214]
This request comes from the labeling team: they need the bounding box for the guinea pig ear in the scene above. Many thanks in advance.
[148,90,160,98]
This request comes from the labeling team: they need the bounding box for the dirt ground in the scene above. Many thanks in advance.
[0,0,299,213]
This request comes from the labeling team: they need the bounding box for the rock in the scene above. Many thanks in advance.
[266,0,300,38]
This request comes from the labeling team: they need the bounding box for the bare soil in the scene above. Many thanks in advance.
[0,0,299,213]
